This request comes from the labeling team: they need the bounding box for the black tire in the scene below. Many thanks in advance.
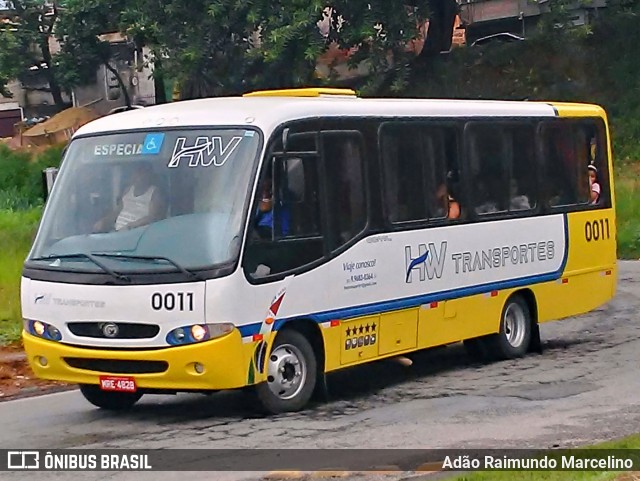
[79,384,143,410]
[487,294,532,360]
[255,329,317,414]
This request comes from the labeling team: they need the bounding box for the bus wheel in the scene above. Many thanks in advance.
[489,295,532,360]
[79,384,143,410]
[256,329,317,414]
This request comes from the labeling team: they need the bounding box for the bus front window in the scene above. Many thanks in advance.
[29,129,261,275]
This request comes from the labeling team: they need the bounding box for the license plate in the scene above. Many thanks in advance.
[99,376,137,393]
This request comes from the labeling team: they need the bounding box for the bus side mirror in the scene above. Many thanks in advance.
[42,167,59,202]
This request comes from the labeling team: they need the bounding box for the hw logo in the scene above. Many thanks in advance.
[34,294,51,305]
[7,451,39,469]
[167,136,243,168]
[405,242,447,283]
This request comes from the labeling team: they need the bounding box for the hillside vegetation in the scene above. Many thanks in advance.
[401,9,640,163]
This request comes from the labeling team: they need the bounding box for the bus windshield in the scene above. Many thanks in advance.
[29,128,261,274]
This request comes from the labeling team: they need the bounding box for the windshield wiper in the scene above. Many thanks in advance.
[30,253,130,282]
[91,253,201,280]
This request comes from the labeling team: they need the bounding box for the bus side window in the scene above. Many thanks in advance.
[578,122,608,207]
[507,125,536,212]
[381,124,454,223]
[467,124,508,215]
[574,127,592,203]
[279,156,322,238]
[323,133,367,249]
[429,128,460,220]
[244,155,324,279]
[541,122,590,208]
[381,126,426,222]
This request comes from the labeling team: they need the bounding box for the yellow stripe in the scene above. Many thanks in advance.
[243,88,357,98]
[545,102,606,118]
[263,471,306,480]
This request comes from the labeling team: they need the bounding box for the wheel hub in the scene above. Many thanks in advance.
[266,343,307,400]
[504,303,526,348]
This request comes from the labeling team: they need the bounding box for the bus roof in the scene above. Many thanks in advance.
[74,96,603,138]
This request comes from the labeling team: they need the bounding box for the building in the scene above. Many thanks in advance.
[0,102,23,138]
[1,4,155,121]
[459,0,608,45]
[71,33,156,116]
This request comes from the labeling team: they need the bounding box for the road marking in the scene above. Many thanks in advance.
[263,467,409,480]
[416,462,443,471]
[263,471,306,480]
[310,471,351,478]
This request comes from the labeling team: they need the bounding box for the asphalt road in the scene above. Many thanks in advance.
[1,261,639,481]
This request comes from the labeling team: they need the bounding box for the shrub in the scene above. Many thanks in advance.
[0,144,64,210]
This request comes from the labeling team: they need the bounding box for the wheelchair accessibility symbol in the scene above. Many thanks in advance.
[141,133,165,155]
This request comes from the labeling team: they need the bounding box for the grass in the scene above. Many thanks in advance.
[455,470,620,481]
[615,164,640,259]
[450,435,640,481]
[0,208,42,345]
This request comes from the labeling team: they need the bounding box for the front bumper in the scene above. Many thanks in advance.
[22,330,250,391]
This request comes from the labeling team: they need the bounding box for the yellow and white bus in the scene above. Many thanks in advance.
[22,89,617,413]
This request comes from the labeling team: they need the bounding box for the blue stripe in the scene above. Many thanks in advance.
[238,271,560,337]
[238,324,260,337]
[560,213,570,273]
[301,271,560,324]
[238,215,571,337]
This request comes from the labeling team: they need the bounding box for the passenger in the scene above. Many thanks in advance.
[436,183,460,219]
[474,177,499,214]
[93,164,164,232]
[509,179,531,211]
[588,164,601,205]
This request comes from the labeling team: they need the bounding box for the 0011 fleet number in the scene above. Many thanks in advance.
[585,218,610,242]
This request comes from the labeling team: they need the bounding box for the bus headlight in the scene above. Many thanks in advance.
[33,321,45,336]
[24,319,62,342]
[191,324,207,342]
[166,323,234,346]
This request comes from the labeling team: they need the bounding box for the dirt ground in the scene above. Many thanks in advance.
[615,474,640,481]
[0,343,72,400]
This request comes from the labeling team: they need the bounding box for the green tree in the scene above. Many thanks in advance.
[241,0,327,90]
[0,1,66,107]
[120,0,255,98]
[121,0,456,97]
[55,0,133,107]
[0,26,25,98]
[324,1,431,93]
